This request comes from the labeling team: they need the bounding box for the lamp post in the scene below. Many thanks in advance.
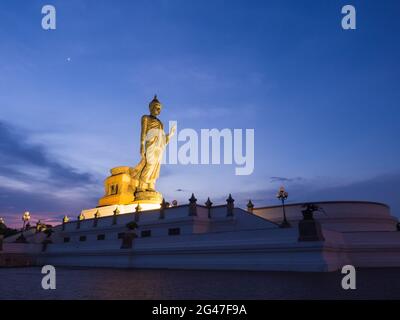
[22,211,31,231]
[0,217,5,234]
[20,211,30,242]
[276,186,290,228]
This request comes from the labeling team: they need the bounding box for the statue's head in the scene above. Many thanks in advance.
[149,95,162,116]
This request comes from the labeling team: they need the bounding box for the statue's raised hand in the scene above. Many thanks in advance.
[169,125,176,137]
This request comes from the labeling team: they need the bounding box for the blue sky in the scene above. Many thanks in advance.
[0,0,399,227]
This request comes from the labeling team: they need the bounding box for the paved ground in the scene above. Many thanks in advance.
[1,267,399,299]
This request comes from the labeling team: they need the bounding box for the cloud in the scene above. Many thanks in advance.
[0,185,99,226]
[269,176,304,183]
[0,121,101,227]
[0,121,94,187]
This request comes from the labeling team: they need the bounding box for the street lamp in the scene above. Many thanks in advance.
[19,211,31,243]
[22,211,31,231]
[0,217,5,234]
[276,186,291,228]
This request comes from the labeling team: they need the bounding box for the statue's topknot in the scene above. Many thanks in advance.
[149,95,161,109]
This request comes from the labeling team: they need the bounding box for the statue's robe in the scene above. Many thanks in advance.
[130,115,166,188]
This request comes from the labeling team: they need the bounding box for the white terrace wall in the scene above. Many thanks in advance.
[50,205,279,244]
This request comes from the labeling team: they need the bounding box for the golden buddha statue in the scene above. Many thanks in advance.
[97,95,175,208]
[130,95,176,202]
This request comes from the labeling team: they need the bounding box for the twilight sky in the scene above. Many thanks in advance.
[0,0,400,227]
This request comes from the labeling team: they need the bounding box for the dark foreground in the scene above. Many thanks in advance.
[0,267,399,300]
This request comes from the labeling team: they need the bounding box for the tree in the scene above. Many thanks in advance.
[0,221,20,238]
[0,221,6,236]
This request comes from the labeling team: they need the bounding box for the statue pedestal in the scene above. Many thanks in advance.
[132,190,162,211]
[134,190,163,205]
[98,166,135,207]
